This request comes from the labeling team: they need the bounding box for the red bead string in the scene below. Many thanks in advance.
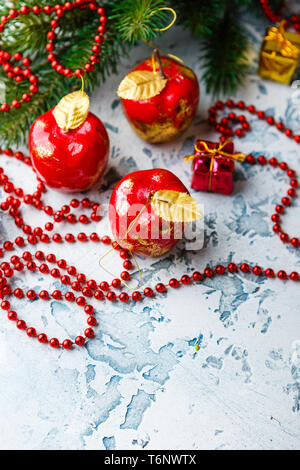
[0,98,299,350]
[209,98,300,249]
[46,1,107,78]
[259,0,300,33]
[259,0,285,23]
[0,0,107,112]
[283,15,300,34]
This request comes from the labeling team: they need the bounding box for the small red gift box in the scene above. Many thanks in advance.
[185,140,245,195]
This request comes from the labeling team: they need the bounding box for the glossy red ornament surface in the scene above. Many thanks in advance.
[121,57,199,143]
[109,168,190,257]
[29,109,109,193]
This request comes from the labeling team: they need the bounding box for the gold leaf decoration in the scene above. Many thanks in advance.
[117,71,167,101]
[151,190,202,223]
[53,90,90,132]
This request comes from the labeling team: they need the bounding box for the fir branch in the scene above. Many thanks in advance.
[0,0,166,146]
[0,3,128,146]
[1,13,51,57]
[0,6,99,56]
[0,75,61,147]
[0,0,269,146]
[171,0,225,37]
[201,13,249,97]
[111,0,171,43]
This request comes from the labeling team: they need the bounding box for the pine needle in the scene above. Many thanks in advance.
[201,14,249,97]
[111,0,170,43]
[0,0,282,145]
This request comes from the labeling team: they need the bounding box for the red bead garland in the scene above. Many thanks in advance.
[0,49,38,112]
[209,98,300,249]
[259,0,300,34]
[259,0,284,23]
[0,1,107,113]
[0,100,299,349]
[46,2,107,78]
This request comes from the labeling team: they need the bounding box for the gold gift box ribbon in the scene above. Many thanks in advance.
[265,21,300,59]
[259,21,300,84]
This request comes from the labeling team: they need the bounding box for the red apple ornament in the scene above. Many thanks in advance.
[29,88,109,193]
[109,169,202,257]
[117,52,199,144]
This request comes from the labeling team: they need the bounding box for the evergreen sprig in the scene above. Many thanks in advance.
[0,1,127,146]
[0,0,291,146]
[171,0,225,38]
[201,13,249,97]
[111,0,171,43]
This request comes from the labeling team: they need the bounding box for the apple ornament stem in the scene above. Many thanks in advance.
[117,50,200,144]
[29,84,110,193]
[109,169,202,257]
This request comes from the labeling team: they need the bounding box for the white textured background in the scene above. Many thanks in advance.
[0,9,300,450]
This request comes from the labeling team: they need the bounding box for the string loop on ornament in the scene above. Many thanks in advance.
[150,7,177,32]
[79,74,85,93]
[98,244,143,291]
[144,8,184,73]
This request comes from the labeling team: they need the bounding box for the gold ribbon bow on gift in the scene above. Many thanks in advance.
[184,140,245,192]
[265,21,300,59]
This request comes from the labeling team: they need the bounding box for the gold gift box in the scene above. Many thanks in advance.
[258,23,300,85]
